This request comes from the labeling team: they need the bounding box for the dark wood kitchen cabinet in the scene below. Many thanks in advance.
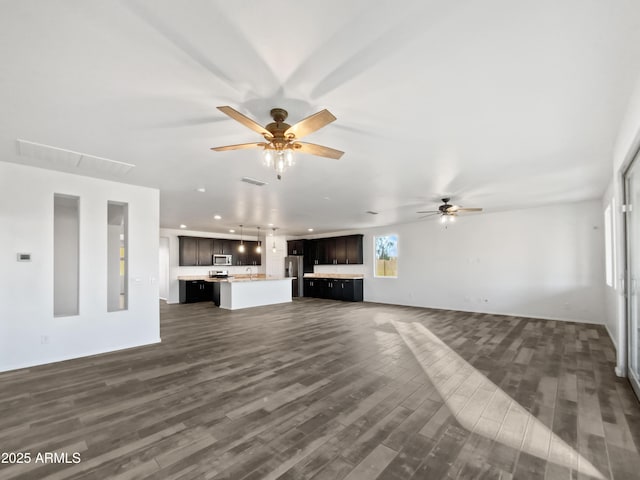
[179,236,261,266]
[333,278,362,301]
[306,238,328,266]
[287,240,305,256]
[304,234,363,265]
[179,237,198,266]
[233,240,247,265]
[345,235,364,264]
[179,236,213,266]
[303,277,363,302]
[179,280,213,303]
[303,240,316,273]
[233,241,261,266]
[212,238,232,255]
[197,238,213,266]
[246,241,261,266]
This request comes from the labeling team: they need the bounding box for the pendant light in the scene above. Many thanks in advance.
[238,224,245,253]
[271,228,277,253]
[256,226,262,253]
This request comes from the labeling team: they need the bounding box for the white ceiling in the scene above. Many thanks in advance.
[2,0,640,235]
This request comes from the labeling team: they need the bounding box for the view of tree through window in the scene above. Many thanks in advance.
[374,234,398,277]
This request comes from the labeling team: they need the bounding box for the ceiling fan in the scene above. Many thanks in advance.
[417,198,483,223]
[211,106,344,179]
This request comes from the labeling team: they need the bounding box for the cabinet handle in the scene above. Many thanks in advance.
[346,259,349,264]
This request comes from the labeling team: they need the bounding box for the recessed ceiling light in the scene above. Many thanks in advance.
[214,215,221,220]
[308,228,314,232]
[268,223,274,227]
[180,224,187,229]
[196,187,206,193]
[229,229,235,233]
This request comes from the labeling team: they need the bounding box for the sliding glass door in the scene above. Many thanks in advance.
[625,156,640,399]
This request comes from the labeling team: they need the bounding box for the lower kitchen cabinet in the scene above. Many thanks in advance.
[303,278,363,302]
[179,280,214,303]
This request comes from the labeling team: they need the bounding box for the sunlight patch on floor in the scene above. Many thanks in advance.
[392,320,605,479]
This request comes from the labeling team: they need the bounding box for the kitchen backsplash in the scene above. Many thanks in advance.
[313,264,366,275]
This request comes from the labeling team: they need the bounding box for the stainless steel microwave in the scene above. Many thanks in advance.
[213,254,232,266]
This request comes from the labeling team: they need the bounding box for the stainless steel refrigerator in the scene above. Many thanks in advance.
[284,256,304,297]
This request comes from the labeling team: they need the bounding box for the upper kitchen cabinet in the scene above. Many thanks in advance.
[179,236,198,266]
[303,234,364,265]
[233,240,247,266]
[246,241,261,266]
[303,240,317,273]
[233,241,262,266]
[197,238,213,266]
[179,236,214,266]
[345,235,364,264]
[212,238,232,255]
[287,240,305,255]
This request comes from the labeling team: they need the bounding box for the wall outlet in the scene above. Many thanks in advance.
[40,335,49,344]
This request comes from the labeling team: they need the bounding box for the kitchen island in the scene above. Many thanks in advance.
[177,275,293,310]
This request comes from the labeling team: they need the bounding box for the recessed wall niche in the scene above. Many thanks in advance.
[107,202,128,312]
[53,194,79,316]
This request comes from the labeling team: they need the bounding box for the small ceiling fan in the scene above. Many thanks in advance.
[417,198,483,223]
[211,106,344,179]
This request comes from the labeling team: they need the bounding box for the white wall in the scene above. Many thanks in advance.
[602,182,620,353]
[160,228,274,304]
[0,162,160,372]
[265,235,287,278]
[607,73,640,375]
[363,201,605,323]
[296,201,604,323]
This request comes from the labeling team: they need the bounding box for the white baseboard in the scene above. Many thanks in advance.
[0,337,162,373]
[363,300,604,325]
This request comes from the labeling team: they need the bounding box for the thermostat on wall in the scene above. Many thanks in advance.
[17,253,31,262]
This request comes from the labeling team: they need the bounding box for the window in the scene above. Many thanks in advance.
[374,234,398,278]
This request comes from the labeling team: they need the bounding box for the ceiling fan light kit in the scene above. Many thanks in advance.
[212,106,344,180]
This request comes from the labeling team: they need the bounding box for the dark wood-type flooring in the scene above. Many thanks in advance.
[1,299,639,479]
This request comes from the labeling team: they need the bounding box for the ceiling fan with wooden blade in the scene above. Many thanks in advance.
[417,198,483,222]
[211,106,344,179]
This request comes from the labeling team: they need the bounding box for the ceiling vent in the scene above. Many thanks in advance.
[77,153,135,176]
[366,210,379,215]
[17,139,81,169]
[241,176,268,186]
[16,139,135,176]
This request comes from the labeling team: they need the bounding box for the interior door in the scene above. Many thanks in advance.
[625,158,640,399]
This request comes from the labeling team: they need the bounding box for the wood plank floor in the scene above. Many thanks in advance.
[1,299,639,479]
